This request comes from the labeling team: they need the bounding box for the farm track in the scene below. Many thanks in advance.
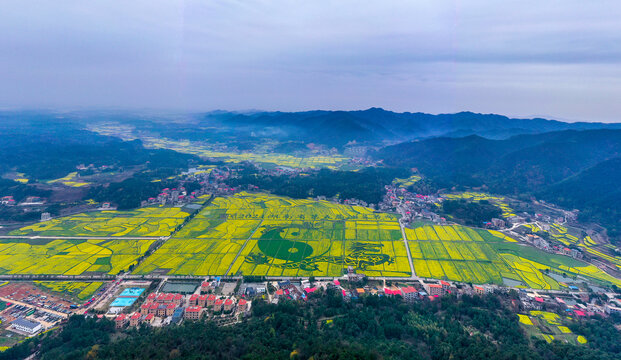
[224,219,264,276]
[399,219,416,278]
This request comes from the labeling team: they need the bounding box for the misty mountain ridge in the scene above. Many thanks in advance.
[203,108,621,147]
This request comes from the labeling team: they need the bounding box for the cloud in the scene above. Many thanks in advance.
[0,0,620,122]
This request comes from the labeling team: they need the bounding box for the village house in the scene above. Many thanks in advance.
[185,306,202,320]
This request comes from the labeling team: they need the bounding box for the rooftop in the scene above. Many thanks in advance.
[11,318,40,329]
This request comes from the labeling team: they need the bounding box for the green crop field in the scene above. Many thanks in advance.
[134,192,411,277]
[0,238,155,275]
[404,224,621,289]
[9,206,191,237]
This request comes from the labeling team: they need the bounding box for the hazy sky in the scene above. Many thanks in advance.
[1,1,620,122]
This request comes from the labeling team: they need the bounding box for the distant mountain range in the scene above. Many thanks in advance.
[205,108,621,147]
[4,108,620,148]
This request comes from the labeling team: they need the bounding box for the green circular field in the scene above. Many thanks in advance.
[258,228,314,262]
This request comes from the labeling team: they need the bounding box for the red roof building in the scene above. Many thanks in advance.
[238,299,248,312]
[185,306,203,320]
[149,303,159,314]
[115,314,127,329]
[224,298,234,312]
[140,302,152,315]
[129,312,142,326]
[426,284,444,296]
[166,303,177,316]
[173,293,184,305]
[214,299,224,312]
[189,294,199,306]
[207,294,216,307]
[401,286,417,302]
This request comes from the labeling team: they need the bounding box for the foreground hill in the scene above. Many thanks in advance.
[3,293,620,360]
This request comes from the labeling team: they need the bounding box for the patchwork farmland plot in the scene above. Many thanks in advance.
[134,192,411,277]
[518,311,587,345]
[131,136,354,169]
[520,223,621,270]
[34,281,105,301]
[404,224,621,289]
[442,191,516,218]
[0,238,155,275]
[405,225,516,285]
[392,175,422,188]
[9,206,191,237]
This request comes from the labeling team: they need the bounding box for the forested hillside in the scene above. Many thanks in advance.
[3,292,620,360]
[228,166,409,204]
[0,113,200,180]
[375,130,621,240]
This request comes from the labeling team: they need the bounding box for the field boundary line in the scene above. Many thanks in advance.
[225,219,264,276]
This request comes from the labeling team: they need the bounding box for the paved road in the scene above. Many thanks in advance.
[399,218,417,278]
[88,273,129,312]
[225,219,264,275]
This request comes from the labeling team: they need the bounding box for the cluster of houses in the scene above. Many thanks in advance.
[269,277,497,304]
[0,195,42,206]
[114,284,251,329]
[517,289,621,317]
[525,234,584,259]
[268,276,621,323]
[381,186,443,223]
[144,187,201,207]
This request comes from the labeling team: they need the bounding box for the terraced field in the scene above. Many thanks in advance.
[520,223,621,271]
[404,224,621,289]
[442,191,516,218]
[134,192,411,277]
[47,171,89,187]
[10,206,191,237]
[518,310,587,345]
[392,175,422,188]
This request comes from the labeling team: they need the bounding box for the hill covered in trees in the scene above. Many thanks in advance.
[0,112,200,181]
[228,166,409,205]
[375,129,621,241]
[3,292,619,360]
